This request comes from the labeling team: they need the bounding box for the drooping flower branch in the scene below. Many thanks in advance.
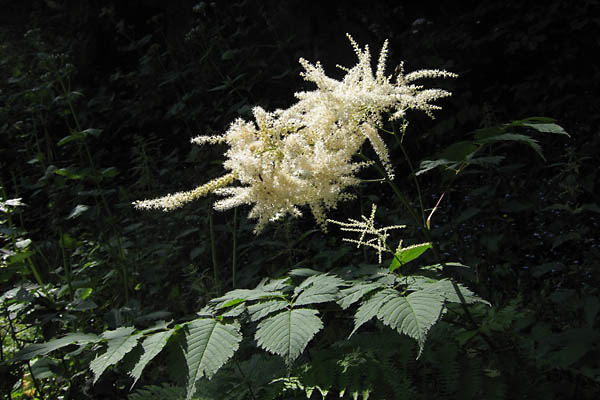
[134,34,457,232]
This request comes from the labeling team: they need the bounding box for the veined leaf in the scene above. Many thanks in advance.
[296,273,345,291]
[129,329,175,388]
[420,279,490,306]
[294,274,344,306]
[475,133,544,160]
[289,267,321,277]
[248,299,289,322]
[522,122,569,135]
[294,285,339,306]
[220,302,247,318]
[257,276,291,292]
[508,117,569,136]
[389,242,432,272]
[350,289,398,337]
[185,318,241,400]
[11,332,100,361]
[255,308,323,365]
[102,326,136,340]
[376,291,445,356]
[140,320,173,335]
[337,282,383,310]
[90,327,141,383]
[209,288,283,309]
[415,158,455,176]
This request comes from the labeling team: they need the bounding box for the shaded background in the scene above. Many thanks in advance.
[1,0,599,398]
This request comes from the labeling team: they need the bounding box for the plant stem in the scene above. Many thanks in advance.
[389,122,426,226]
[356,153,421,227]
[232,207,238,289]
[208,202,220,294]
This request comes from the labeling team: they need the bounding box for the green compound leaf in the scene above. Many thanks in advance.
[420,279,490,306]
[129,329,176,388]
[255,308,323,366]
[248,299,289,322]
[11,332,100,361]
[350,289,398,337]
[350,289,446,357]
[294,274,344,306]
[389,242,432,272]
[508,117,569,136]
[209,288,283,309]
[90,327,141,383]
[522,122,569,136]
[476,133,544,160]
[376,291,445,357]
[337,282,384,310]
[185,318,242,400]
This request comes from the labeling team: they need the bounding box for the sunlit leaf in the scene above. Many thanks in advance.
[255,308,323,365]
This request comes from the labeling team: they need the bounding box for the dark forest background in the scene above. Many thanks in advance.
[1,1,599,399]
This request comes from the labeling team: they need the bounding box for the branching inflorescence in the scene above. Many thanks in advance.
[134,34,457,232]
[328,204,405,263]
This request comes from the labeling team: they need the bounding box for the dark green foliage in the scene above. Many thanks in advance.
[1,1,599,399]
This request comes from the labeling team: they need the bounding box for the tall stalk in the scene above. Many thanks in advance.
[231,207,238,288]
[208,201,220,294]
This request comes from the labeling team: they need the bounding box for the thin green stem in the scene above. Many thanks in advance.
[387,122,427,226]
[232,207,238,289]
[208,203,220,294]
[357,153,421,228]
[57,232,75,313]
[115,236,129,304]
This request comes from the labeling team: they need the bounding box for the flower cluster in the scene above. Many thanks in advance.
[134,35,456,232]
[327,204,405,263]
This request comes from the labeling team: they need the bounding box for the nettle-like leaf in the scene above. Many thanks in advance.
[376,291,445,356]
[248,299,289,322]
[11,332,100,361]
[475,132,545,160]
[255,308,323,366]
[420,279,491,306]
[350,288,446,356]
[350,289,398,337]
[507,117,570,136]
[337,282,383,310]
[294,273,345,306]
[130,328,176,388]
[90,326,142,383]
[185,318,242,400]
[209,288,284,310]
[416,118,568,176]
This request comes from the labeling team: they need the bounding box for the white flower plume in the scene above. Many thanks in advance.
[134,35,457,233]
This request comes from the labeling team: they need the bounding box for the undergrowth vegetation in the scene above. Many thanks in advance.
[1,1,599,399]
